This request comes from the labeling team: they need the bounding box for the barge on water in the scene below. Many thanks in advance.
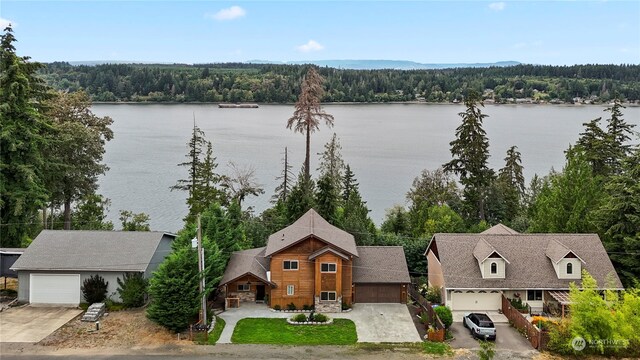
[218,103,259,108]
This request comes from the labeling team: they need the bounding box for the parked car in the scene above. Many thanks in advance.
[463,313,496,340]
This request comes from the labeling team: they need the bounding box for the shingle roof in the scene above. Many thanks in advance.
[308,246,349,261]
[428,233,622,290]
[353,246,411,284]
[219,247,271,286]
[481,224,520,235]
[11,230,174,272]
[265,209,358,257]
[545,239,585,264]
[473,238,510,264]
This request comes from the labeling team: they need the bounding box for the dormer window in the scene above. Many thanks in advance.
[490,262,498,274]
[567,263,573,274]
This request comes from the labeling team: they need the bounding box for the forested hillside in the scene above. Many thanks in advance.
[40,62,640,104]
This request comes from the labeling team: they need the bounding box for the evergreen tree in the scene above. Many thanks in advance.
[199,202,245,262]
[315,173,339,225]
[576,117,610,177]
[198,141,225,209]
[317,133,345,192]
[285,169,316,223]
[496,146,525,222]
[406,168,460,237]
[119,210,151,231]
[0,26,51,246]
[595,145,640,287]
[272,147,294,203]
[442,91,492,221]
[339,165,376,245]
[287,67,334,181]
[380,205,411,236]
[45,90,114,229]
[604,100,635,174]
[72,194,114,230]
[342,165,357,203]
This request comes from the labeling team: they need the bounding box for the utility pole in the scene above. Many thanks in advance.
[197,214,207,326]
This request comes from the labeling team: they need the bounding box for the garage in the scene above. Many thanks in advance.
[30,274,80,305]
[355,283,402,303]
[450,291,502,311]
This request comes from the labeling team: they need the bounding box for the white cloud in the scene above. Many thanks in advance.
[0,17,16,28]
[488,2,506,11]
[297,40,324,53]
[206,6,246,21]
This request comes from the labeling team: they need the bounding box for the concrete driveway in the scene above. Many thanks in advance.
[0,306,82,342]
[338,303,421,343]
[217,302,421,344]
[449,322,533,351]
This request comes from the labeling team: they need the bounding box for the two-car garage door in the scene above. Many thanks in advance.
[30,274,81,305]
[450,291,502,311]
[354,283,402,303]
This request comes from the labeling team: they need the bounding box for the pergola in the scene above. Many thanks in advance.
[548,290,571,318]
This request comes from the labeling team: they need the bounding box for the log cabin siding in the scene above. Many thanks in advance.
[225,274,266,302]
[342,259,353,305]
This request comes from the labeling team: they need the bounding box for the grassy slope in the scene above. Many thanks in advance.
[231,318,357,345]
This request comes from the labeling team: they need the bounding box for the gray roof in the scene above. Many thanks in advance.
[265,209,358,257]
[308,246,349,261]
[11,230,174,272]
[353,246,411,284]
[545,239,585,264]
[427,233,623,290]
[219,247,271,286]
[473,238,510,264]
[481,224,520,235]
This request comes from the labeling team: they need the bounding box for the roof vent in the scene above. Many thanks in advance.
[281,233,285,241]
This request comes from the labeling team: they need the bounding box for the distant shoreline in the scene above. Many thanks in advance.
[92,101,640,107]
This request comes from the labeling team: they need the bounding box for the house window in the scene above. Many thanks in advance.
[321,263,337,273]
[527,290,543,301]
[287,285,295,296]
[567,263,573,274]
[490,262,498,274]
[320,291,337,301]
[238,284,250,292]
[283,260,299,270]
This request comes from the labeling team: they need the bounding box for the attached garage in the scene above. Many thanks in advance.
[450,291,502,311]
[355,283,402,303]
[30,274,80,305]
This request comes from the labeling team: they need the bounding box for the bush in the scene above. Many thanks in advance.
[302,304,313,311]
[547,319,574,355]
[273,304,281,311]
[509,297,528,311]
[434,306,453,329]
[311,313,328,323]
[341,301,351,311]
[117,272,148,308]
[292,313,307,322]
[81,274,108,304]
[426,286,442,304]
[286,302,297,311]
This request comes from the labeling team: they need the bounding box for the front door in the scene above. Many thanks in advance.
[256,285,266,302]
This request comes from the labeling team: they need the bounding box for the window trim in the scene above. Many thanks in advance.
[320,262,337,273]
[283,260,299,271]
[566,262,573,274]
[490,262,498,274]
[527,290,543,301]
[320,291,337,301]
[287,285,295,296]
[237,284,250,292]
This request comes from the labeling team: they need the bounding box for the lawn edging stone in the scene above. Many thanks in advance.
[286,317,333,325]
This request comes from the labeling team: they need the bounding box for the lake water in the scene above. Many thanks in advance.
[91,103,640,233]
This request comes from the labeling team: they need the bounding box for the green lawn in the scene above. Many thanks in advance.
[231,318,357,345]
[207,317,226,344]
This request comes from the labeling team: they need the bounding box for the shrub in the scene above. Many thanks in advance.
[509,297,528,311]
[273,304,281,311]
[117,272,148,308]
[434,306,453,329]
[419,312,429,325]
[311,313,328,323]
[292,313,307,322]
[341,301,351,311]
[426,286,442,304]
[286,302,297,311]
[547,319,574,355]
[302,304,312,311]
[81,274,108,304]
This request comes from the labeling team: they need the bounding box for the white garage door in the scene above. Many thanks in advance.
[30,274,81,305]
[451,292,501,311]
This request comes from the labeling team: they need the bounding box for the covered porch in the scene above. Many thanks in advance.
[222,273,274,309]
[545,290,570,318]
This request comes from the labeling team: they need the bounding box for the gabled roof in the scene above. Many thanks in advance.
[546,239,586,264]
[353,246,410,284]
[11,230,174,272]
[481,223,520,235]
[219,247,272,286]
[427,233,622,290]
[265,209,358,257]
[308,246,349,261]
[473,238,511,264]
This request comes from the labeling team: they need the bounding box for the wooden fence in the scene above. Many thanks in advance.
[501,295,550,350]
[408,286,446,342]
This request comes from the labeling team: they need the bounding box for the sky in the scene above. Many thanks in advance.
[1,1,639,65]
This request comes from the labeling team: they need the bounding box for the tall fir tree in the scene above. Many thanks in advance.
[317,133,345,193]
[0,26,51,246]
[315,172,339,225]
[576,117,610,177]
[285,168,316,223]
[339,164,376,245]
[287,67,334,181]
[272,147,294,203]
[604,100,635,174]
[495,145,525,223]
[442,91,492,222]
